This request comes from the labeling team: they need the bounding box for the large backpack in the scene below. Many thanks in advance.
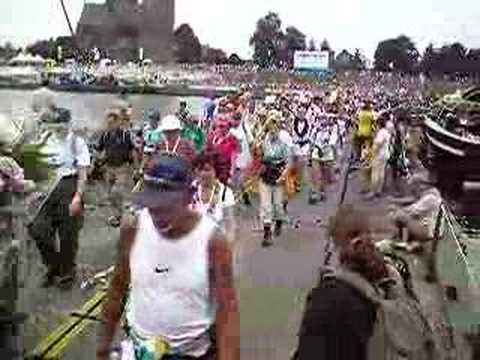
[330,265,435,360]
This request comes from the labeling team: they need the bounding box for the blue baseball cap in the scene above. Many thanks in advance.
[135,154,193,208]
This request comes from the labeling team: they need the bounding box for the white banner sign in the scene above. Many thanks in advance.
[294,51,329,70]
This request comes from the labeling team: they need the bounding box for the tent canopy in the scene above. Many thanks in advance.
[9,53,46,65]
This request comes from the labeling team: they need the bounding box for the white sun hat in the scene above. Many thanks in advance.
[159,115,182,131]
[264,95,276,105]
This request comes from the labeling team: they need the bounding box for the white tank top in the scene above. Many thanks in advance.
[127,209,218,357]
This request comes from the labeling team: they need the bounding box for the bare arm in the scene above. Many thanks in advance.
[209,231,240,360]
[97,215,137,359]
[76,166,88,196]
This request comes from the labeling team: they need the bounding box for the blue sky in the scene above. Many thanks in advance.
[1,0,479,59]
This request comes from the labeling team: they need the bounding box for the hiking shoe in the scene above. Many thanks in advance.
[262,225,273,247]
[108,216,121,228]
[56,272,76,290]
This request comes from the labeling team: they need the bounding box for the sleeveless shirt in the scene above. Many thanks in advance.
[127,209,217,357]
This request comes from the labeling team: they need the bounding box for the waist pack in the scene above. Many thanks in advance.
[260,161,285,185]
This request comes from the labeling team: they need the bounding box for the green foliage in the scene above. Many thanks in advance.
[421,42,480,76]
[374,35,419,73]
[0,42,19,61]
[202,46,228,65]
[26,36,75,61]
[335,49,366,71]
[173,24,202,63]
[284,26,306,66]
[249,12,285,68]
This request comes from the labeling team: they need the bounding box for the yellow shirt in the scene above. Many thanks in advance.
[357,110,375,138]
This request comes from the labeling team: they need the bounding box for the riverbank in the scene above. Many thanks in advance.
[0,82,240,98]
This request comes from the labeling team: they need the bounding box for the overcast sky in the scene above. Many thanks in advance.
[1,0,479,59]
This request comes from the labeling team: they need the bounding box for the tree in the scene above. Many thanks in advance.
[352,49,366,70]
[25,36,76,61]
[173,23,202,63]
[202,46,227,64]
[0,42,18,60]
[466,48,480,76]
[308,39,317,51]
[320,39,331,52]
[374,35,419,73]
[283,26,306,66]
[421,42,470,76]
[26,38,57,59]
[249,12,284,68]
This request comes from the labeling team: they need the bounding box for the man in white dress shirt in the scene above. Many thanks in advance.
[28,115,91,289]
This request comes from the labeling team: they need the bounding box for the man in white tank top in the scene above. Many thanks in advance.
[97,154,240,360]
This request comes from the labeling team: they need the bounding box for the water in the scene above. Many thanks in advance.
[0,89,206,132]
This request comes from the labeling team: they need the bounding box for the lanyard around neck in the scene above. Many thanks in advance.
[165,136,181,154]
[198,181,219,209]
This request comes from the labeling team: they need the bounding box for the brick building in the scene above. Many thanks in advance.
[76,0,174,63]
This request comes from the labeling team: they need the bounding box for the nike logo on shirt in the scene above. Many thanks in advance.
[155,267,170,274]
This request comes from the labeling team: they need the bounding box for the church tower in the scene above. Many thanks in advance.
[77,0,175,62]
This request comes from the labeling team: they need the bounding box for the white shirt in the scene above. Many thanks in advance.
[128,210,217,357]
[229,123,252,170]
[279,129,294,155]
[191,181,236,227]
[44,132,91,177]
[373,128,391,161]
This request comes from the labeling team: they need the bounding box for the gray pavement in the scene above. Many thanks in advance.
[17,157,473,359]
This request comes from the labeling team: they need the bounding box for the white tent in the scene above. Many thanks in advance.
[9,53,46,66]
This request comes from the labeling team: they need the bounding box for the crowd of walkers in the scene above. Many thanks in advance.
[0,71,450,359]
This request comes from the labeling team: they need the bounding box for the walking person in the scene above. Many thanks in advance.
[96,108,138,227]
[191,152,237,243]
[28,115,91,289]
[156,115,196,164]
[309,122,335,202]
[368,117,391,198]
[367,116,391,199]
[293,204,434,360]
[97,154,240,360]
[386,118,409,197]
[355,102,376,161]
[258,124,289,247]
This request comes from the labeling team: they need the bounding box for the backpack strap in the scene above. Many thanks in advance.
[330,268,383,305]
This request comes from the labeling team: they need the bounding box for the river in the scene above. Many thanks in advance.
[0,89,206,132]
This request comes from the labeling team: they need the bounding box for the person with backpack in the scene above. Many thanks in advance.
[96,107,138,227]
[293,204,434,360]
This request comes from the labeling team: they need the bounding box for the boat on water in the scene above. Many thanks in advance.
[424,87,480,216]
[0,66,42,89]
